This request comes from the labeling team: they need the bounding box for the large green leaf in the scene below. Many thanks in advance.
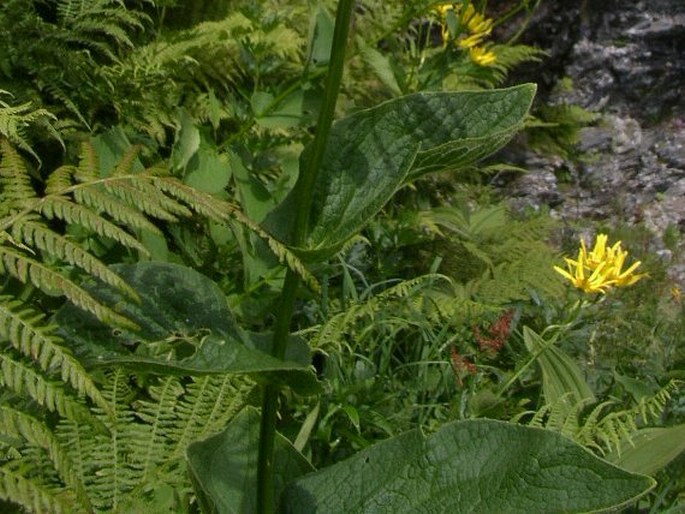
[263,84,535,260]
[55,262,320,394]
[281,419,654,513]
[187,407,314,514]
[608,424,685,476]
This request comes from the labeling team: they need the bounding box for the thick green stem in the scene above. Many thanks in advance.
[256,1,355,512]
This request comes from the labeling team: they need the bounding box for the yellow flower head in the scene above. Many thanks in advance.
[554,233,646,294]
[436,2,494,56]
[436,2,454,17]
[469,46,497,66]
[460,4,493,36]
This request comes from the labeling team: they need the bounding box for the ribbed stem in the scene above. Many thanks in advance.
[255,1,355,512]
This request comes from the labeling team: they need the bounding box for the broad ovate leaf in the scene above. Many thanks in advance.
[263,84,535,260]
[281,419,654,513]
[55,262,320,394]
[187,407,313,514]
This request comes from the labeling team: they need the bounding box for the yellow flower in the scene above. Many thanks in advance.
[458,32,488,49]
[436,2,454,17]
[554,254,616,294]
[554,233,646,294]
[460,4,493,36]
[469,46,497,66]
[436,2,494,52]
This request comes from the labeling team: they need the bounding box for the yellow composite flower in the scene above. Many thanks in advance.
[469,46,497,66]
[460,4,493,36]
[458,32,488,49]
[436,2,454,17]
[554,233,646,294]
[436,2,494,52]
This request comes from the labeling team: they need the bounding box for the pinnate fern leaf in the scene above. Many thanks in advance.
[0,297,109,412]
[0,353,91,423]
[517,380,681,456]
[0,94,60,164]
[0,406,90,511]
[0,465,79,514]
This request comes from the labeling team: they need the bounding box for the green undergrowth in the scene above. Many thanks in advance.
[0,0,682,512]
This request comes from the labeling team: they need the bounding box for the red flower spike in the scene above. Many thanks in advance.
[450,347,477,387]
[474,309,514,356]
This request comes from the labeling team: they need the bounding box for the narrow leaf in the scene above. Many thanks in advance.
[608,424,685,475]
[523,325,595,405]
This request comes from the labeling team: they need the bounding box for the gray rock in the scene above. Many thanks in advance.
[497,0,685,286]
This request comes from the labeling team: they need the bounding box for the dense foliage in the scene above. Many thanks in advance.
[0,1,682,512]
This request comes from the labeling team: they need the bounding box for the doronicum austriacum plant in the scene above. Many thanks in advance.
[0,1,683,513]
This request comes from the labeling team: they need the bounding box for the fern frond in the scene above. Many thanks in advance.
[71,184,167,235]
[52,372,252,511]
[102,178,190,222]
[0,245,136,330]
[0,465,77,514]
[83,369,141,512]
[0,353,90,423]
[0,139,37,207]
[0,98,60,163]
[310,274,452,351]
[165,374,254,460]
[461,44,547,87]
[519,380,682,456]
[0,406,90,511]
[151,174,320,291]
[11,217,139,299]
[131,376,184,480]
[39,197,150,255]
[40,81,90,129]
[0,297,109,411]
[55,0,148,61]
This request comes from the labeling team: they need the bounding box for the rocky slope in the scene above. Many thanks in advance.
[499,0,685,282]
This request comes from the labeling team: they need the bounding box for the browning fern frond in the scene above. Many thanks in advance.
[12,216,138,298]
[72,184,170,233]
[39,197,150,255]
[3,139,316,322]
[0,245,136,329]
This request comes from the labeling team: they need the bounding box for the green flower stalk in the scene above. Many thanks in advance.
[256,1,355,512]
